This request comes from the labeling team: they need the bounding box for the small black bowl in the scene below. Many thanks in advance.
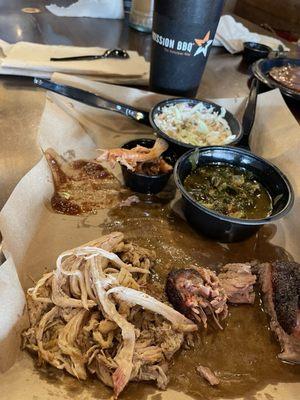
[149,98,242,155]
[174,146,294,242]
[121,138,175,194]
[243,42,272,65]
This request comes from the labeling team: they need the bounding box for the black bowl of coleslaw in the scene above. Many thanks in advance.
[149,98,242,154]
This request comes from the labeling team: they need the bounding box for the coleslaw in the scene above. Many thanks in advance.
[154,102,236,146]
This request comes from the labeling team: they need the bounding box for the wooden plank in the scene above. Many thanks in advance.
[235,0,300,33]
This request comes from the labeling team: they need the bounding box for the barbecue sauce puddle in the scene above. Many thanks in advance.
[39,182,300,399]
[100,201,300,399]
[45,149,131,215]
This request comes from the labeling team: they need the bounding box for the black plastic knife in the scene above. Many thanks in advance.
[33,78,150,126]
[239,78,260,150]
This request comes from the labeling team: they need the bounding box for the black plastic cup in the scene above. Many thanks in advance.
[121,138,175,194]
[150,0,225,97]
[243,42,272,65]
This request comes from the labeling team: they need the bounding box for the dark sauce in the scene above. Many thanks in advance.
[269,65,300,93]
[184,164,273,219]
[51,193,81,215]
[45,150,126,215]
[101,202,300,399]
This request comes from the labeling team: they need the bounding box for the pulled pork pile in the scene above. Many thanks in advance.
[23,232,197,398]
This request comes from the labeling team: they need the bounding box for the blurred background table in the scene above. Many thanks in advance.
[0,0,299,211]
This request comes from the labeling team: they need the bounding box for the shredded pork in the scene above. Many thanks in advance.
[165,267,228,330]
[23,232,197,398]
[218,263,256,304]
[196,365,220,386]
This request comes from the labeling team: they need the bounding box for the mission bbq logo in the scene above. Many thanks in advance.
[152,30,213,57]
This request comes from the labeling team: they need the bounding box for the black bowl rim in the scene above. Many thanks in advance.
[121,137,172,179]
[252,58,300,100]
[149,97,243,149]
[243,41,273,53]
[174,146,294,225]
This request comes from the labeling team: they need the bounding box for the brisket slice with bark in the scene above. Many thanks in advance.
[257,261,300,364]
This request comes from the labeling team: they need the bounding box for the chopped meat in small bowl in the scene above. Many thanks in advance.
[98,138,176,194]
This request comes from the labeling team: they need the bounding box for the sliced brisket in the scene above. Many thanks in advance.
[258,261,300,364]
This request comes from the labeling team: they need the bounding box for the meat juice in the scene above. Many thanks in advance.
[102,202,300,399]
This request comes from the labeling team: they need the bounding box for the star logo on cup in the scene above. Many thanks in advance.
[194,31,213,57]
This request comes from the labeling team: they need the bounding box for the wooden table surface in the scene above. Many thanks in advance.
[0,0,299,211]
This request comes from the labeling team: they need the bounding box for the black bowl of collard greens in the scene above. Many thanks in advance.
[174,146,294,242]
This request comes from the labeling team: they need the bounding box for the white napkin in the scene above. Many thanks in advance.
[214,15,290,53]
[46,0,124,19]
[0,39,149,85]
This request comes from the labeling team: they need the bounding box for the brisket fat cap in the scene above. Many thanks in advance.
[165,268,228,329]
[258,261,300,363]
[272,261,300,336]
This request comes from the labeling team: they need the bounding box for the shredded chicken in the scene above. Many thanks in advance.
[97,138,172,174]
[23,232,197,398]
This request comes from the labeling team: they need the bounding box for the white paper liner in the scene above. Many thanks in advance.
[0,76,299,398]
